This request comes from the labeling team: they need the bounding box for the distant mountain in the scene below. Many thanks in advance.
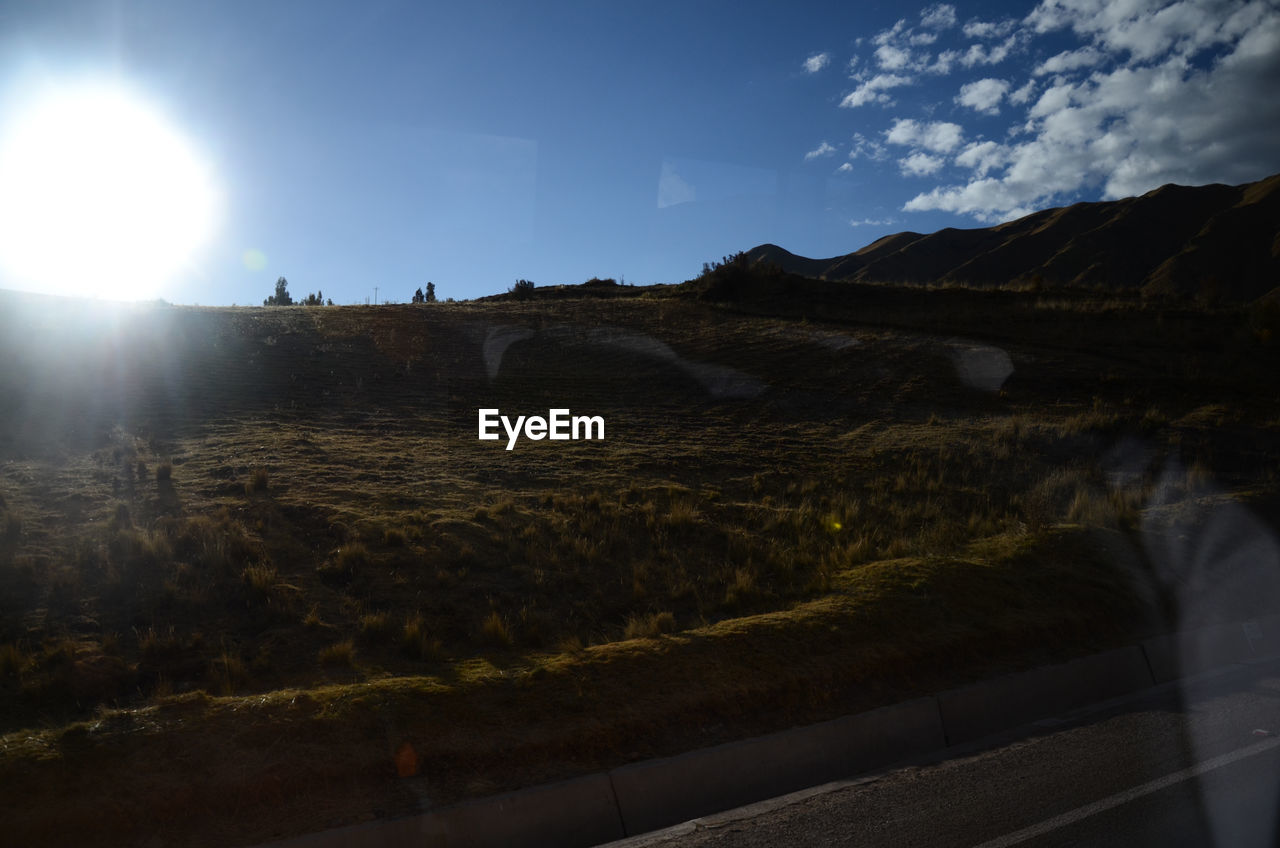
[745,173,1280,302]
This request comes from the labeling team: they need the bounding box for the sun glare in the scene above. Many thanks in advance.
[0,80,220,300]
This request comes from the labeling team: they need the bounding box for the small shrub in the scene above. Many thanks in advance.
[319,640,356,667]
[241,564,279,601]
[136,625,191,663]
[358,611,396,643]
[303,605,324,629]
[401,615,443,661]
[624,611,677,639]
[723,568,758,607]
[1139,407,1168,434]
[480,611,511,648]
[246,468,270,494]
[556,634,584,654]
[0,642,28,678]
[510,279,535,299]
[1249,297,1280,345]
[108,503,132,531]
[318,543,370,583]
[209,650,248,695]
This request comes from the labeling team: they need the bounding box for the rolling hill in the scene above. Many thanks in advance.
[745,173,1280,302]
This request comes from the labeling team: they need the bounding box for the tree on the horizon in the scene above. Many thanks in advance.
[264,276,293,306]
[425,282,436,302]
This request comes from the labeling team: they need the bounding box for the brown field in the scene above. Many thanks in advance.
[1,277,1278,846]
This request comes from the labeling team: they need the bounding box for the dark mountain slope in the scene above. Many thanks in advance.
[744,173,1280,301]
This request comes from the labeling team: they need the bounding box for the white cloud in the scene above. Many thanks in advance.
[961,34,1019,67]
[904,178,1035,220]
[825,0,1279,227]
[804,141,837,160]
[837,163,854,173]
[921,3,958,29]
[840,73,914,107]
[1034,45,1105,75]
[804,52,831,73]
[963,18,1017,39]
[1025,0,1267,62]
[875,44,914,70]
[850,217,896,226]
[905,1,1280,220]
[1009,79,1037,104]
[957,78,1011,114]
[955,140,1011,176]
[851,10,972,86]
[873,19,909,47]
[849,131,889,161]
[900,152,946,176]
[884,119,965,153]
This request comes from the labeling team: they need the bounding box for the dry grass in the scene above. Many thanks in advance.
[0,287,1276,846]
[318,640,356,667]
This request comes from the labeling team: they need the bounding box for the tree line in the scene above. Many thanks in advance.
[263,277,440,306]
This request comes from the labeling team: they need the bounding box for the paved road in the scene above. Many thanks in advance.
[605,663,1280,847]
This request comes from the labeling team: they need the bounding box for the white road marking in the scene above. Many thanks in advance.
[972,736,1280,848]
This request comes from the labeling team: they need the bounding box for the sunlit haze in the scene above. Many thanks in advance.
[0,79,220,301]
[0,0,1277,304]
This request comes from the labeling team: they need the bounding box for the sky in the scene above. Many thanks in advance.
[0,0,1277,305]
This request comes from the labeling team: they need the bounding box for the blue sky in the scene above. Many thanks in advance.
[0,0,1277,304]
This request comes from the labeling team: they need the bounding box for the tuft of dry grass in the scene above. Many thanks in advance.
[0,642,28,678]
[245,468,270,494]
[358,611,396,644]
[241,564,279,598]
[624,611,677,639]
[480,611,511,648]
[400,615,443,661]
[318,640,356,667]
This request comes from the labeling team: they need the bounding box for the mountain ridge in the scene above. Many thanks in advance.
[745,173,1280,302]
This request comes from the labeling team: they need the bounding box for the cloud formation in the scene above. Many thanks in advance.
[849,132,889,161]
[804,141,837,160]
[841,73,914,107]
[956,77,1010,113]
[920,4,958,30]
[818,0,1279,225]
[884,118,965,152]
[905,0,1280,221]
[900,152,946,176]
[804,52,830,73]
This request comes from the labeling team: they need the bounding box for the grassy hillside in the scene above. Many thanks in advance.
[1,282,1278,846]
[744,172,1280,302]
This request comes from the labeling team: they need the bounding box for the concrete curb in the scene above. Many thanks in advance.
[1143,615,1280,682]
[257,773,623,848]
[608,696,944,836]
[936,645,1155,745]
[254,616,1280,848]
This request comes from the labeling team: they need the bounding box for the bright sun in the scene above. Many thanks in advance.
[0,80,220,301]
